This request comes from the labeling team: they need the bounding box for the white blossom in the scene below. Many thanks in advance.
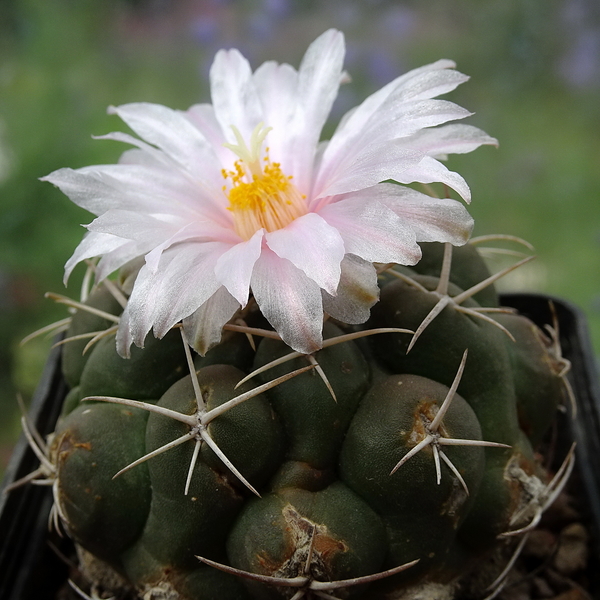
[43,29,496,356]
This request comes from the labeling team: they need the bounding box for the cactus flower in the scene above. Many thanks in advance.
[43,29,496,356]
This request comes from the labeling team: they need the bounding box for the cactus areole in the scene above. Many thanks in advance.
[17,29,574,600]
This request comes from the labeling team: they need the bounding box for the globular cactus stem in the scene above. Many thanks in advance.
[11,235,576,600]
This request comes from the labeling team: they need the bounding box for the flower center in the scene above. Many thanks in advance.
[222,123,307,240]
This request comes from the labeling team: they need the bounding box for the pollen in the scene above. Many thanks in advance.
[222,123,307,240]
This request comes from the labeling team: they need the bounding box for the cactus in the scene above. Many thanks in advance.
[12,238,574,600]
[12,29,576,600]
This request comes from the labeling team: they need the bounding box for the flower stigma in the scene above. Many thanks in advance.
[223,123,307,240]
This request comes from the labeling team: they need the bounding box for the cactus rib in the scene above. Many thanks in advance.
[84,329,314,495]
[389,350,511,494]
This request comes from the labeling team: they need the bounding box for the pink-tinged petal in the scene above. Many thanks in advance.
[118,147,162,167]
[98,130,224,203]
[214,229,264,307]
[265,213,344,295]
[332,66,467,151]
[316,62,468,191]
[210,48,263,143]
[123,241,228,347]
[41,166,148,216]
[116,144,231,215]
[252,61,298,164]
[87,209,183,239]
[101,132,231,227]
[142,223,210,274]
[96,131,228,211]
[183,287,240,356]
[152,244,230,338]
[322,255,379,324]
[87,209,238,247]
[108,103,221,180]
[118,257,144,294]
[372,184,474,245]
[332,59,458,143]
[314,101,471,199]
[96,240,146,282]
[115,265,159,349]
[251,248,323,354]
[290,29,345,191]
[393,155,472,203]
[184,103,231,166]
[64,232,128,283]
[318,195,421,265]
[314,145,424,200]
[384,68,469,104]
[364,100,473,147]
[405,124,498,158]
[42,162,228,227]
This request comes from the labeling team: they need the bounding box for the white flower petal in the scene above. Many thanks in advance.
[153,242,231,338]
[365,100,473,146]
[265,213,345,295]
[96,132,170,167]
[124,241,227,346]
[210,48,263,143]
[214,229,264,307]
[87,209,237,247]
[313,145,424,200]
[184,103,226,147]
[96,241,146,282]
[251,248,323,354]
[333,59,458,140]
[87,209,183,239]
[406,123,498,158]
[116,302,134,358]
[183,287,240,356]
[316,61,469,193]
[97,129,225,203]
[290,29,345,190]
[64,232,128,283]
[314,100,472,200]
[142,223,203,274]
[252,61,299,164]
[393,155,472,203]
[318,195,421,265]
[108,103,221,182]
[42,162,226,226]
[184,103,233,167]
[322,255,379,324]
[47,32,494,360]
[372,184,474,245]
[386,67,469,103]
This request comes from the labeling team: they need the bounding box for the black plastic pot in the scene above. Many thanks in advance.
[1,293,599,599]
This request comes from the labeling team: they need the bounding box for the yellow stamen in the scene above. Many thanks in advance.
[223,123,307,240]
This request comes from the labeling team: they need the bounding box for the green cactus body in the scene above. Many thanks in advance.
[43,241,567,600]
[253,321,370,471]
[60,286,124,389]
[339,374,486,575]
[227,482,388,599]
[53,402,151,561]
[493,312,566,447]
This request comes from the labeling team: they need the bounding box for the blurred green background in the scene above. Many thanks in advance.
[1,0,599,475]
